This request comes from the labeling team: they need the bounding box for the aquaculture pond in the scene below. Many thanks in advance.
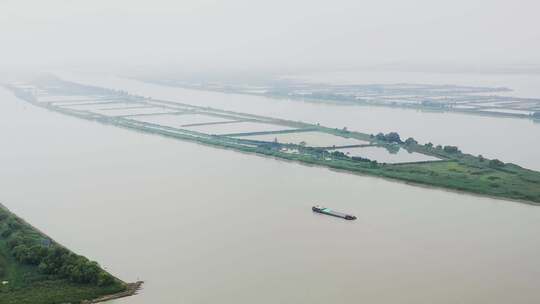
[333,146,440,163]
[235,131,369,147]
[132,113,235,128]
[183,121,295,135]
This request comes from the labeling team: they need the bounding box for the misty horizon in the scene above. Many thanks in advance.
[2,2,540,304]
[2,0,540,74]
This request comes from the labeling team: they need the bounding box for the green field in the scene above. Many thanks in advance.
[0,205,127,304]
[380,160,540,203]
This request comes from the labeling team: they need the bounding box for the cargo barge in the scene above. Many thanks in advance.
[312,205,356,220]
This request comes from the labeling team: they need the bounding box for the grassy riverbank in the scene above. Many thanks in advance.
[0,204,133,304]
[248,140,540,204]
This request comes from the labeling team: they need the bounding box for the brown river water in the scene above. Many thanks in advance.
[1,74,540,303]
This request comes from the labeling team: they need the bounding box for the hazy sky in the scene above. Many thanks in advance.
[1,0,539,73]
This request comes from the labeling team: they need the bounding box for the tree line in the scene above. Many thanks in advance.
[0,210,116,287]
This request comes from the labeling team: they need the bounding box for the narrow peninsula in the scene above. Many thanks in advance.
[6,76,540,204]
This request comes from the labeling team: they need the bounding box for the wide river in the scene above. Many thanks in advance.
[1,73,540,303]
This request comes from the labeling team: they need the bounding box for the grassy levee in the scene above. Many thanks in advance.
[250,147,540,204]
[0,204,130,304]
[379,161,540,203]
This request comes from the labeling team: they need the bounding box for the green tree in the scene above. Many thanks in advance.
[404,137,418,145]
[443,145,460,154]
[12,244,31,263]
[98,271,115,286]
[384,132,401,143]
[489,159,505,168]
[375,133,385,140]
[331,151,347,158]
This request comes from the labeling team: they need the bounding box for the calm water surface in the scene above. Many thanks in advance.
[2,83,540,304]
[334,146,439,163]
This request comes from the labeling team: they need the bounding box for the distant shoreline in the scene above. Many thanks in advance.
[141,79,540,122]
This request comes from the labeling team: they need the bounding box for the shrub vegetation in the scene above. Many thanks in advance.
[0,206,126,304]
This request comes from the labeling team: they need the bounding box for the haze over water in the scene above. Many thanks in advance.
[288,70,540,98]
[2,1,540,303]
[2,74,540,303]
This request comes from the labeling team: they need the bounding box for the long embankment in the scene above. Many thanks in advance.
[5,80,540,205]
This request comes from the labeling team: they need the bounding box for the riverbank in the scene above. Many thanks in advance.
[84,281,143,304]
[0,203,141,304]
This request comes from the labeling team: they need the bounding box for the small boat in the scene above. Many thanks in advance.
[312,205,356,220]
